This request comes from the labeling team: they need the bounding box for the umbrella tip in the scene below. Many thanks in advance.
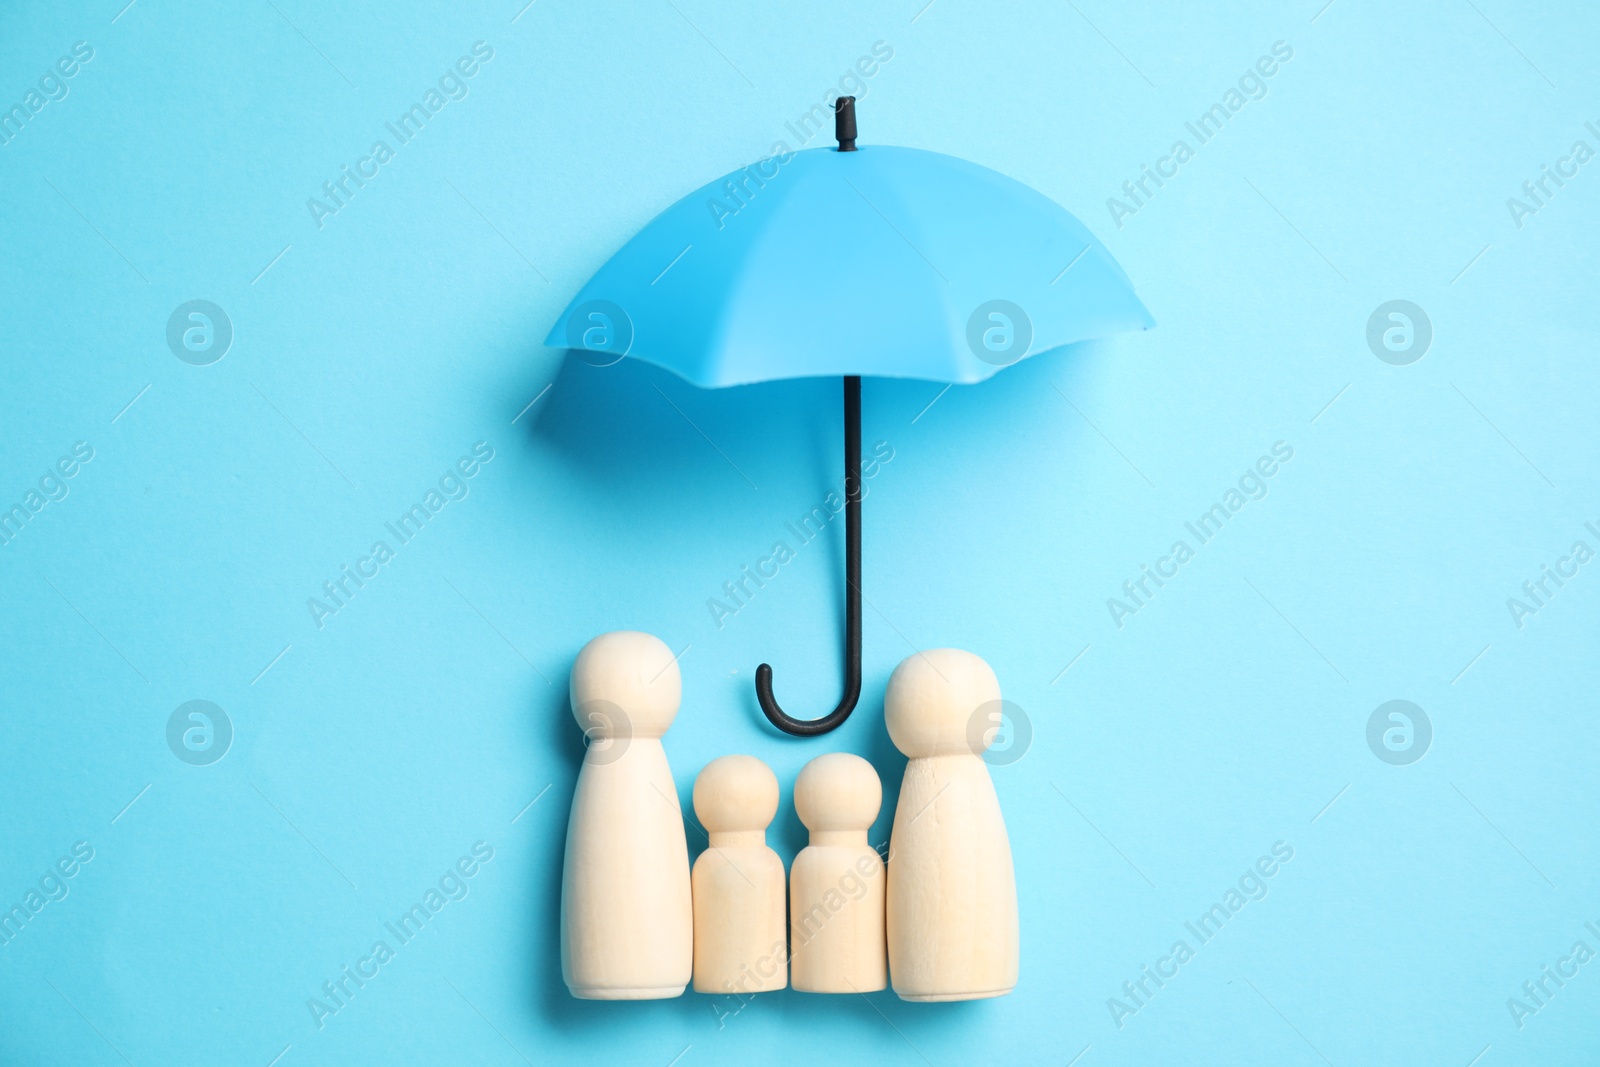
[835,96,857,152]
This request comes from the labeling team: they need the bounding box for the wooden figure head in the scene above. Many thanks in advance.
[884,649,1002,759]
[794,752,881,834]
[569,631,682,741]
[692,755,779,835]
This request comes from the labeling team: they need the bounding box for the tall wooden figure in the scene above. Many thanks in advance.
[884,649,1019,1001]
[790,752,886,993]
[561,631,693,999]
[690,755,787,994]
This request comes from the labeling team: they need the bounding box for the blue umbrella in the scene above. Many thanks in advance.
[546,99,1152,736]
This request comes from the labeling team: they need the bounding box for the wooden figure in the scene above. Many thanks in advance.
[560,631,692,999]
[691,755,787,994]
[789,752,886,993]
[884,649,1018,1001]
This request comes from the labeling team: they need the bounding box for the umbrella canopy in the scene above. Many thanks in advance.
[546,99,1152,737]
[543,136,1152,385]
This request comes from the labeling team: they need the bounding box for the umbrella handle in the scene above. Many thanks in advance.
[756,376,863,736]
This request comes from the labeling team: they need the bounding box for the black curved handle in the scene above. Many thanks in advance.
[757,376,862,736]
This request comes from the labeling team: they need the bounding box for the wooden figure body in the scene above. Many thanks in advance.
[884,649,1018,1002]
[691,755,787,994]
[560,631,692,999]
[789,752,886,993]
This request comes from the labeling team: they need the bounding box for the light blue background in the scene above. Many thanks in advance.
[1,1,1596,1065]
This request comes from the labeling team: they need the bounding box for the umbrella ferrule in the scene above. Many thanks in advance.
[835,96,857,152]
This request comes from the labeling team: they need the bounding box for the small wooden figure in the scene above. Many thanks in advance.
[691,755,787,994]
[884,649,1019,1001]
[560,631,693,999]
[789,752,886,993]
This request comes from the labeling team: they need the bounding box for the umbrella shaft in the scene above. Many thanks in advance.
[843,375,862,676]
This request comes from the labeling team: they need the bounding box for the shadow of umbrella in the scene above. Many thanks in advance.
[529,353,843,499]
